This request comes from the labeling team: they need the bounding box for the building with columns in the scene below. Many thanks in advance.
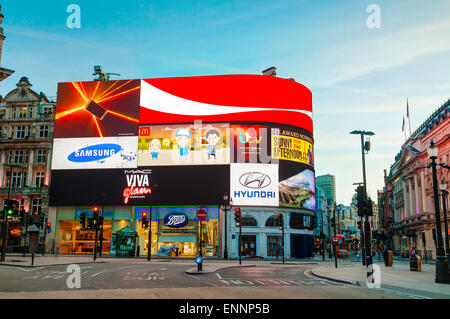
[383,98,450,259]
[0,76,55,252]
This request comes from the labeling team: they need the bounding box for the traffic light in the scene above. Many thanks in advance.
[356,186,365,217]
[357,220,362,230]
[141,211,148,228]
[234,208,242,226]
[46,221,51,233]
[80,212,86,228]
[98,215,104,226]
[87,218,93,230]
[365,198,373,216]
[93,206,99,221]
[276,213,283,230]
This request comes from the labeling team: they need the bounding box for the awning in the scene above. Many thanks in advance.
[158,235,197,243]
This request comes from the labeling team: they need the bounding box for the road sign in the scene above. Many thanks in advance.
[197,209,207,221]
[195,257,202,264]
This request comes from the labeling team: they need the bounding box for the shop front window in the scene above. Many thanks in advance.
[57,220,113,254]
[267,235,282,257]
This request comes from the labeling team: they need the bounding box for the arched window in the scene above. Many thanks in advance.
[241,216,257,226]
[265,215,278,227]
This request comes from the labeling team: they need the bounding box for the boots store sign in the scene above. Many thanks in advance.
[230,163,279,206]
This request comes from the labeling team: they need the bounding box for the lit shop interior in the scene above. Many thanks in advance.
[135,206,219,257]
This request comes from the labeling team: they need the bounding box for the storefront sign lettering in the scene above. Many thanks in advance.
[164,213,189,228]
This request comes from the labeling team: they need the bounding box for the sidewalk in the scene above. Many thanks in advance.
[311,261,450,297]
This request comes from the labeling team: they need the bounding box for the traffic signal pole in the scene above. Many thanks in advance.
[333,205,338,269]
[239,220,242,265]
[148,193,153,261]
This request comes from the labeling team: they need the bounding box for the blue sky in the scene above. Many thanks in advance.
[1,0,450,204]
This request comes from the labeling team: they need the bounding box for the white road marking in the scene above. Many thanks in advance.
[186,274,200,280]
[90,270,107,277]
[216,273,222,280]
[15,267,44,272]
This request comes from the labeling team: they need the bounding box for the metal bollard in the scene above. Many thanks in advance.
[31,252,35,266]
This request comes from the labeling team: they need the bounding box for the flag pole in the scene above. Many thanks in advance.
[407,98,412,137]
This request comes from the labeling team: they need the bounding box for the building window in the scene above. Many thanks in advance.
[43,106,53,114]
[241,216,257,227]
[32,198,42,214]
[35,171,45,188]
[11,171,26,188]
[13,150,23,164]
[36,150,47,164]
[265,215,278,227]
[18,107,28,119]
[39,125,49,138]
[28,107,33,118]
[15,125,30,139]
[267,236,282,257]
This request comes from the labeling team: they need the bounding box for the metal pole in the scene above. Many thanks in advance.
[42,218,47,256]
[322,211,325,261]
[282,214,285,264]
[333,206,337,268]
[239,221,242,265]
[1,165,13,262]
[23,212,29,257]
[360,133,373,279]
[442,190,450,267]
[93,220,99,261]
[224,206,228,259]
[431,155,449,283]
[148,192,152,261]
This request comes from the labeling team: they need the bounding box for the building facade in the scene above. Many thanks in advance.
[0,77,55,252]
[383,99,450,259]
[316,174,336,207]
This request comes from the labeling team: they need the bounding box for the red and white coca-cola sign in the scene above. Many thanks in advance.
[123,169,152,204]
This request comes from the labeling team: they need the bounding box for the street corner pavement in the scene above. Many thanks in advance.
[185,263,257,275]
[0,255,104,267]
[310,261,450,297]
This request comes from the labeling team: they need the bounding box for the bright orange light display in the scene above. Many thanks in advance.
[55,80,140,137]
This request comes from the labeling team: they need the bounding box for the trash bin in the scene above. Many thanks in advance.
[409,254,422,271]
[385,250,393,267]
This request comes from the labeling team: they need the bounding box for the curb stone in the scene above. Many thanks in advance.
[309,269,354,285]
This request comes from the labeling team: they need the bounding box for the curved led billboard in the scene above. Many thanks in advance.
[50,75,314,211]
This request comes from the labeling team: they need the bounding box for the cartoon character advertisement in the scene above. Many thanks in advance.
[137,123,230,166]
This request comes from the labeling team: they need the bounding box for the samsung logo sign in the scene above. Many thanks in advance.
[164,213,189,228]
[239,172,271,189]
[68,144,122,163]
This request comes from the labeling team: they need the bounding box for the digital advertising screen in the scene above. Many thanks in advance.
[50,75,314,209]
[138,123,230,166]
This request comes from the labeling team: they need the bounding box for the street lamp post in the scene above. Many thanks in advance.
[350,130,374,280]
[428,140,450,283]
[439,180,450,267]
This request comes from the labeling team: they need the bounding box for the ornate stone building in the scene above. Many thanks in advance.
[383,99,450,259]
[0,77,55,252]
[0,5,14,82]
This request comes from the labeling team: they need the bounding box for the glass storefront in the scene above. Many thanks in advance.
[55,207,132,254]
[135,206,219,257]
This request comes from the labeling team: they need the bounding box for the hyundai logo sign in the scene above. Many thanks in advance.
[67,144,122,162]
[164,213,189,228]
[239,172,271,189]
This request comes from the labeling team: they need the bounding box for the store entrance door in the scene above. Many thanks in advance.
[241,235,257,257]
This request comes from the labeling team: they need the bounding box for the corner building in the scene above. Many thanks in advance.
[47,75,315,259]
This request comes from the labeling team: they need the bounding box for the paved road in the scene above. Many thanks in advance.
[0,262,436,298]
